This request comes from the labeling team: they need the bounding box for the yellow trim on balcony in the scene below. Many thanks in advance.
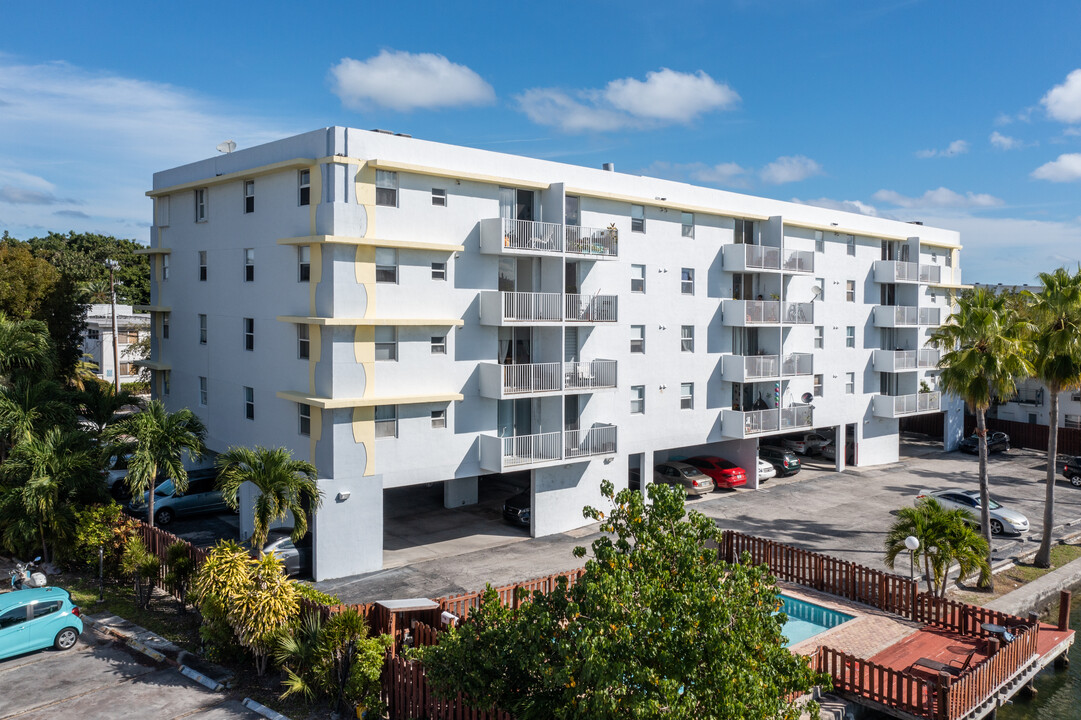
[368,159,549,190]
[134,359,171,371]
[277,234,462,252]
[276,390,462,410]
[277,315,464,327]
[135,247,172,255]
[134,305,171,313]
[146,158,315,197]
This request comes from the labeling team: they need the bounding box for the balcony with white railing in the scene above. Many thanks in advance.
[565,359,617,391]
[872,349,941,373]
[565,293,618,323]
[479,431,563,473]
[722,245,815,274]
[722,300,814,327]
[873,306,942,328]
[479,291,563,326]
[872,391,941,418]
[565,225,618,259]
[721,405,813,439]
[919,264,942,284]
[479,218,563,256]
[479,362,562,399]
[873,260,943,285]
[564,423,618,459]
[722,353,813,383]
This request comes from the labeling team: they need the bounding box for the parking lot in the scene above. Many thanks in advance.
[0,624,257,720]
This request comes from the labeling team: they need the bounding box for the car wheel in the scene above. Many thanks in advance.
[990,519,1005,536]
[154,508,174,525]
[54,627,79,651]
[1070,475,1081,487]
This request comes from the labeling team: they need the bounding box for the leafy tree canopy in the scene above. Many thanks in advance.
[25,231,150,306]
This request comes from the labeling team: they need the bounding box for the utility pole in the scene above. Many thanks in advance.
[105,260,121,393]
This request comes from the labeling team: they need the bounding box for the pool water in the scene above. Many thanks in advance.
[778,595,854,646]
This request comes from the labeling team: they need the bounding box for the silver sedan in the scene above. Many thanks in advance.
[916,488,1030,536]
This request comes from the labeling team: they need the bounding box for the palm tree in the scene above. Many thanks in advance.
[1029,268,1081,567]
[109,400,206,527]
[885,497,991,597]
[930,288,1034,591]
[77,380,143,434]
[216,446,322,550]
[0,377,75,459]
[0,313,53,386]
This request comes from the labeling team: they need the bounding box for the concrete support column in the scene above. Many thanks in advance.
[730,439,761,489]
[444,476,478,509]
[835,424,847,473]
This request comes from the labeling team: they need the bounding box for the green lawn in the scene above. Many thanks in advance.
[64,574,201,651]
[954,542,1081,604]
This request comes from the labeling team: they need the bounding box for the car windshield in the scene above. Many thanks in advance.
[155,479,175,496]
[680,467,704,477]
[964,494,1002,510]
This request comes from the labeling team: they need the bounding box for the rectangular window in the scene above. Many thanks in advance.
[161,314,169,339]
[376,170,398,207]
[631,204,645,232]
[298,246,311,282]
[631,264,645,293]
[297,324,310,359]
[846,326,855,348]
[298,170,311,206]
[199,376,208,406]
[565,195,580,226]
[118,362,133,376]
[431,261,446,280]
[431,409,446,429]
[298,404,311,436]
[681,382,694,410]
[814,326,823,349]
[161,254,170,281]
[244,317,254,351]
[846,234,856,256]
[681,325,694,352]
[194,188,207,222]
[815,230,824,253]
[198,250,207,281]
[87,328,100,340]
[813,374,823,397]
[681,212,694,238]
[375,248,397,283]
[431,188,446,206]
[244,248,254,282]
[845,372,855,395]
[681,267,695,295]
[630,325,645,353]
[375,326,397,361]
[199,314,207,345]
[244,180,254,213]
[846,280,856,303]
[431,335,446,355]
[630,385,645,414]
[244,386,254,420]
[162,369,170,396]
[374,405,397,438]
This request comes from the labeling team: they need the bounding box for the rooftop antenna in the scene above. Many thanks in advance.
[216,140,236,154]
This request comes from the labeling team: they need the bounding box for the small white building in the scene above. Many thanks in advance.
[141,127,965,580]
[82,304,150,385]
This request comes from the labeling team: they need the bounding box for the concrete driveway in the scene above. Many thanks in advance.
[0,625,258,720]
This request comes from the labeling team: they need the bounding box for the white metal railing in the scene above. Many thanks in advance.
[886,392,942,415]
[919,264,942,283]
[919,307,941,325]
[565,225,618,257]
[782,249,814,273]
[740,409,780,435]
[565,423,618,459]
[500,362,561,395]
[500,291,562,322]
[782,352,814,376]
[565,359,617,390]
[741,245,782,270]
[744,355,780,379]
[918,348,940,367]
[881,306,920,326]
[565,294,618,322]
[781,405,814,429]
[500,218,562,253]
[741,300,782,324]
[783,302,814,324]
[880,348,940,371]
[501,431,562,468]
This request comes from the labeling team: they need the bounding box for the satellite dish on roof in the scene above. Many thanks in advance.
[216,140,237,154]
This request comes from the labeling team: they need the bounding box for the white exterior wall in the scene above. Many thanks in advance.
[146,127,962,580]
[81,304,149,384]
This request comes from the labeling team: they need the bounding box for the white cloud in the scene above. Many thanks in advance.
[517,68,739,133]
[1041,69,1081,124]
[915,139,969,158]
[690,162,750,186]
[759,155,822,184]
[989,131,1021,150]
[1031,153,1081,182]
[872,187,1003,209]
[329,50,494,112]
[792,197,880,217]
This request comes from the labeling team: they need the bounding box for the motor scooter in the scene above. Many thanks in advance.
[9,557,47,590]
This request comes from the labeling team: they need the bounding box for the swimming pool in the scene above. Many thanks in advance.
[778,595,854,647]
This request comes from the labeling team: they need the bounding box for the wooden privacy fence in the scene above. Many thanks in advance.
[941,624,1040,720]
[438,568,586,620]
[967,415,1081,457]
[813,646,936,718]
[385,655,513,720]
[136,521,207,601]
[914,594,1024,637]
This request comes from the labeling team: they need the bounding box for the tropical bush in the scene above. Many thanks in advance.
[293,582,341,606]
[71,502,137,576]
[884,497,991,596]
[164,541,196,611]
[121,535,161,609]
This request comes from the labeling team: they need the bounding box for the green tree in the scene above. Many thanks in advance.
[121,535,162,609]
[0,377,75,460]
[27,231,150,306]
[77,380,142,434]
[72,502,137,576]
[930,288,1033,591]
[0,240,59,320]
[421,482,826,720]
[108,400,206,527]
[164,541,196,611]
[885,497,991,596]
[216,446,322,550]
[1029,268,1081,567]
[191,540,252,663]
[0,313,54,385]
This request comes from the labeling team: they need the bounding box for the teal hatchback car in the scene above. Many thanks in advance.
[0,587,83,660]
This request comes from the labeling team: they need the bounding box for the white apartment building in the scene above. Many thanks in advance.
[140,127,964,581]
[82,303,150,385]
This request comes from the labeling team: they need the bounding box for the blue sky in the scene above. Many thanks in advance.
[1,0,1080,283]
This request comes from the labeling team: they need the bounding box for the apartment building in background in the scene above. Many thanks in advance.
[139,127,965,580]
[81,303,150,385]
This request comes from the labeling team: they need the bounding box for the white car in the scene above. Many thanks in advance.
[916,488,1030,536]
[757,457,777,481]
[782,432,831,456]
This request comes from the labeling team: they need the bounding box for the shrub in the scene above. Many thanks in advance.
[71,502,137,577]
[163,541,196,611]
[294,582,341,607]
[121,536,160,609]
[121,381,150,395]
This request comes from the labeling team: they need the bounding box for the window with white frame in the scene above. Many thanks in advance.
[815,230,824,253]
[199,314,207,344]
[630,385,645,414]
[681,325,694,352]
[298,170,310,206]
[681,267,694,295]
[297,324,310,359]
[298,246,310,282]
[845,372,855,394]
[631,204,645,232]
[161,255,170,281]
[87,328,100,340]
[431,188,446,206]
[374,405,397,438]
[244,386,254,420]
[846,234,856,256]
[430,335,446,355]
[431,409,446,429]
[1066,414,1081,429]
[814,326,823,349]
[681,212,694,238]
[630,325,645,353]
[813,374,823,396]
[680,382,694,410]
[161,313,169,339]
[631,264,645,293]
[846,326,855,348]
[244,318,254,351]
[431,261,446,280]
[846,280,855,302]
[199,250,207,281]
[298,404,311,436]
[194,188,207,222]
[162,369,170,396]
[199,376,208,406]
[376,171,398,207]
[244,180,255,213]
[244,248,254,282]
[375,248,397,283]
[375,326,397,361]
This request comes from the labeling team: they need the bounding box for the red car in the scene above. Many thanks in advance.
[684,456,748,489]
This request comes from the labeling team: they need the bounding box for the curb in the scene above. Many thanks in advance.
[242,698,293,720]
[179,663,225,692]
